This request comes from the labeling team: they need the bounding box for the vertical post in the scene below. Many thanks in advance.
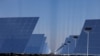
[87,31,89,56]
[68,43,69,56]
[84,27,92,56]
[67,41,70,56]
[73,36,78,48]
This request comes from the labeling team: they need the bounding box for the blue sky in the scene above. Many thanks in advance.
[0,0,100,52]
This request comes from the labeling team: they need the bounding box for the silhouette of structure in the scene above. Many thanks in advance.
[74,19,100,55]
[56,35,78,54]
[0,17,39,53]
[24,34,50,54]
[42,43,51,54]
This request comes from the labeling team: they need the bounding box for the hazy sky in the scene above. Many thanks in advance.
[0,0,100,52]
